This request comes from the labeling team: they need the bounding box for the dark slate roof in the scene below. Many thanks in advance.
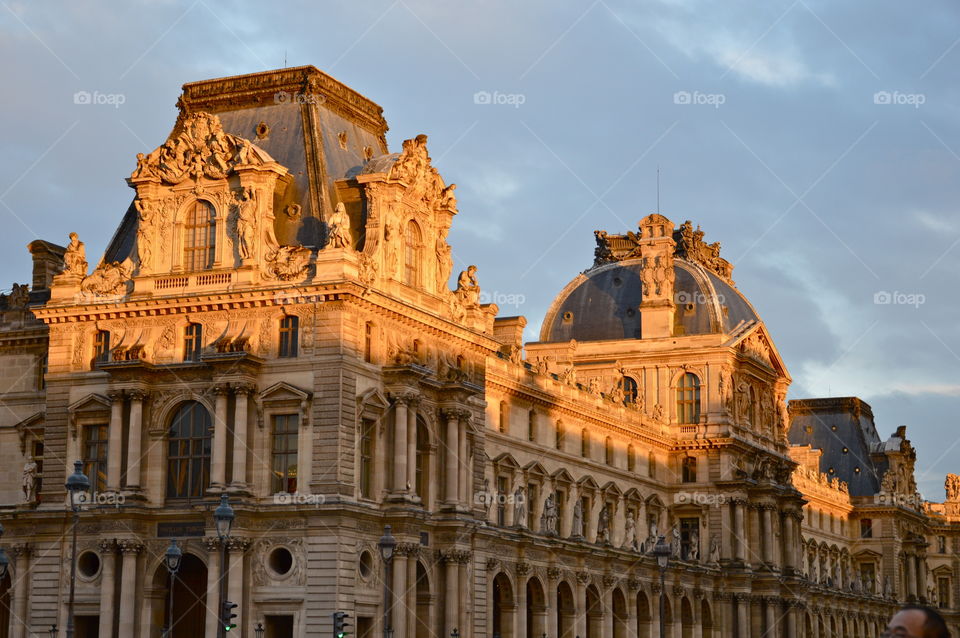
[788,397,886,496]
[540,258,759,342]
[104,66,390,262]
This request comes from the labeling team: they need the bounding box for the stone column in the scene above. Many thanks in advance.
[748,506,760,568]
[735,595,749,638]
[125,390,146,491]
[231,385,252,491]
[650,585,662,638]
[625,583,638,638]
[906,553,917,599]
[575,573,588,638]
[443,409,460,506]
[444,553,459,637]
[782,512,795,571]
[764,598,777,638]
[516,567,528,638]
[210,385,229,490]
[547,568,559,638]
[733,500,746,563]
[785,603,797,638]
[392,552,408,638]
[692,593,703,638]
[406,398,418,498]
[97,541,116,638]
[602,582,613,638]
[227,539,249,635]
[761,506,774,566]
[918,554,927,601]
[10,544,32,638]
[458,416,470,507]
[204,539,222,638]
[298,408,313,495]
[117,541,143,637]
[107,390,124,492]
[458,556,469,638]
[393,396,409,496]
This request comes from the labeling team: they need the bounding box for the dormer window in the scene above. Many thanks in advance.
[403,220,422,286]
[183,200,216,271]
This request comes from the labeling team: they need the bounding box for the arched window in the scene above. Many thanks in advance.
[622,376,638,404]
[403,220,422,287]
[166,401,212,499]
[676,373,701,424]
[183,200,216,271]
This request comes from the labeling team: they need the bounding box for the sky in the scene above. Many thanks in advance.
[1,0,958,498]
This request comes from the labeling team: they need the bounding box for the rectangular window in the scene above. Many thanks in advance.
[360,419,374,499]
[682,456,698,483]
[31,440,44,498]
[581,430,589,458]
[36,354,47,390]
[496,476,508,526]
[555,488,566,532]
[627,446,636,472]
[648,452,657,479]
[860,518,873,539]
[183,323,202,362]
[82,424,109,493]
[271,414,299,494]
[555,422,564,451]
[528,411,536,442]
[278,316,299,358]
[94,330,111,365]
[939,577,950,609]
[527,482,538,530]
[939,535,947,553]
[680,517,700,560]
[364,322,373,363]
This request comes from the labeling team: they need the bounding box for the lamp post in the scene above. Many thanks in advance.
[214,494,235,638]
[161,539,183,638]
[65,461,90,638]
[378,525,396,638]
[254,622,264,638]
[652,535,671,638]
[451,629,459,638]
[49,625,58,638]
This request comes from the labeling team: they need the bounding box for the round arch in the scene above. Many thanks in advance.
[636,590,652,638]
[414,561,431,638]
[525,576,547,638]
[557,581,576,638]
[585,584,602,638]
[492,572,515,638]
[148,552,208,637]
[680,596,694,638]
[612,588,628,638]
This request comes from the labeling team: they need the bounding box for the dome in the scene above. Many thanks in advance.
[540,258,759,342]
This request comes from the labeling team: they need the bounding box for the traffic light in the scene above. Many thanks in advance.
[220,600,238,632]
[333,611,351,638]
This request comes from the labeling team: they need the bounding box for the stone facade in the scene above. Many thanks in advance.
[0,66,957,638]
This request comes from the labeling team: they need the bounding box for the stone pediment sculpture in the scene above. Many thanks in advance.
[673,220,734,283]
[81,260,132,297]
[266,245,312,281]
[62,232,88,278]
[946,473,960,502]
[327,202,352,249]
[386,134,458,213]
[131,112,268,185]
[455,265,481,307]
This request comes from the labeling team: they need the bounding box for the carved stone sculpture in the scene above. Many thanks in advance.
[946,474,960,502]
[688,529,699,561]
[670,524,681,559]
[540,491,558,536]
[513,485,526,528]
[571,498,584,538]
[708,533,721,564]
[622,514,636,550]
[63,232,88,278]
[235,187,258,259]
[22,461,38,504]
[327,202,352,249]
[597,505,611,545]
[266,245,312,281]
[8,283,29,309]
[436,229,453,291]
[454,265,481,307]
[81,261,131,297]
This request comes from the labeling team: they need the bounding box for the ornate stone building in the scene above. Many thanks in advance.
[0,66,957,638]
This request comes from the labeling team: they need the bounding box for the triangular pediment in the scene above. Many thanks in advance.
[260,382,312,403]
[68,393,111,416]
[728,323,790,380]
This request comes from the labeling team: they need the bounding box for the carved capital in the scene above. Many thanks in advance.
[127,389,149,403]
[486,557,500,572]
[441,407,471,422]
[627,577,641,591]
[547,566,562,581]
[515,561,531,576]
[97,539,116,554]
[212,384,231,397]
[393,391,420,407]
[575,571,591,585]
[651,582,662,594]
[226,537,252,553]
[233,383,256,396]
[602,574,617,588]
[107,390,124,403]
[672,584,684,597]
[117,539,144,554]
[203,537,222,551]
[395,542,421,558]
[10,543,33,559]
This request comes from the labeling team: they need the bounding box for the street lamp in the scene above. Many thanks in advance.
[378,525,396,638]
[65,461,90,638]
[49,625,58,638]
[652,535,671,638]
[161,540,183,638]
[254,622,264,638]
[450,629,459,638]
[214,494,235,638]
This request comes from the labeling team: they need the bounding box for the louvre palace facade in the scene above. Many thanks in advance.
[0,66,958,638]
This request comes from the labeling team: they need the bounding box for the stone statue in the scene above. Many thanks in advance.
[671,524,681,559]
[688,529,700,561]
[63,232,88,278]
[327,202,352,249]
[436,229,453,291]
[134,200,156,270]
[22,460,38,504]
[440,183,457,210]
[513,485,526,528]
[81,261,131,297]
[652,404,664,422]
[571,498,584,538]
[708,533,721,564]
[623,514,637,551]
[946,474,960,502]
[236,187,258,260]
[541,492,558,535]
[455,265,480,307]
[597,505,611,545]
[644,521,659,553]
[737,379,751,421]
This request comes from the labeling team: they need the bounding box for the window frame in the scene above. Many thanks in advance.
[182,199,217,271]
[271,413,300,494]
[278,315,299,358]
[166,401,212,501]
[676,372,701,424]
[81,423,109,493]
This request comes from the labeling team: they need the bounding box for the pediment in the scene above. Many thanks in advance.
[522,461,549,478]
[492,453,520,471]
[15,411,44,453]
[68,393,112,416]
[729,323,790,379]
[260,381,312,404]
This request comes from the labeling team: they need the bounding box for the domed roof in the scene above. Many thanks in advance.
[540,258,759,342]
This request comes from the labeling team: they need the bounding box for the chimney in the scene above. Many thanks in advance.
[27,240,66,291]
[636,214,676,338]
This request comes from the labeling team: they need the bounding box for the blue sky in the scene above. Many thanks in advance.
[1,0,959,498]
